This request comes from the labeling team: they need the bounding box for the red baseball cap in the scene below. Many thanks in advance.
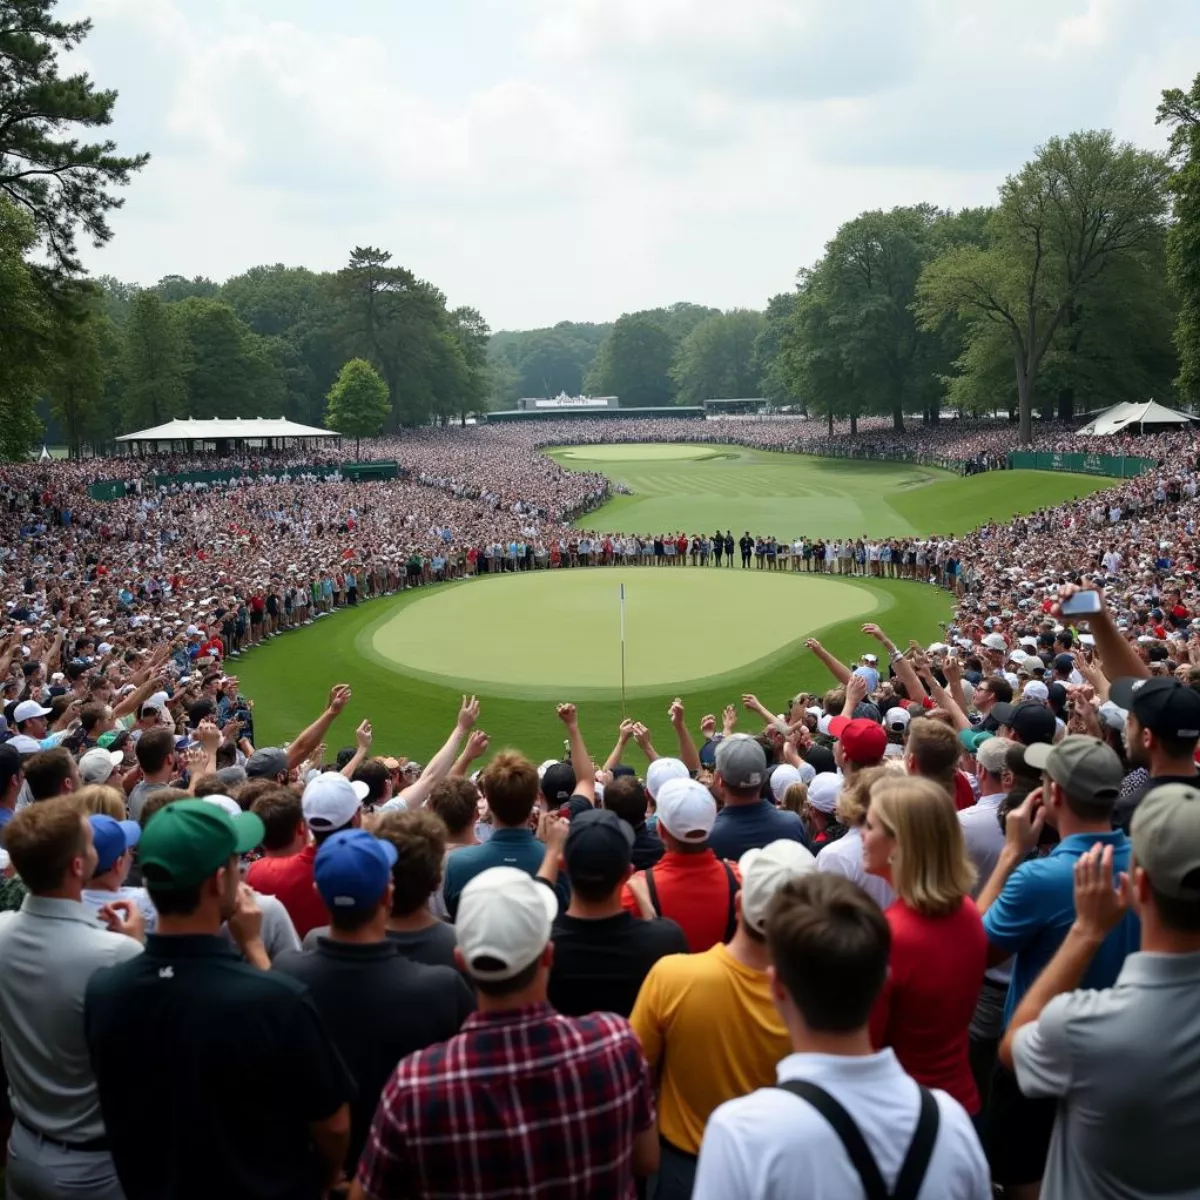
[828,716,887,765]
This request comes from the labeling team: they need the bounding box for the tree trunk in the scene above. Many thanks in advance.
[355,436,360,460]
[827,410,833,436]
[850,413,858,437]
[1017,371,1034,445]
[893,405,904,432]
[1057,386,1075,422]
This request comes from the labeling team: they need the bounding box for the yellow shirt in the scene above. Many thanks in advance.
[629,943,788,1155]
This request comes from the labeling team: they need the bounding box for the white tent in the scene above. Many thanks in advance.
[1076,400,1198,436]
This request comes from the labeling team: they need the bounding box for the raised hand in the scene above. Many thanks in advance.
[668,697,685,728]
[1004,787,1046,857]
[464,729,490,760]
[328,684,352,714]
[556,703,578,728]
[1072,843,1131,942]
[700,713,717,738]
[722,704,737,734]
[355,719,373,750]
[457,695,480,730]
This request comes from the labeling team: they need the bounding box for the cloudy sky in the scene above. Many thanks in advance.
[72,0,1200,330]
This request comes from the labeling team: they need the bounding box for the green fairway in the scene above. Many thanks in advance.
[546,445,1116,537]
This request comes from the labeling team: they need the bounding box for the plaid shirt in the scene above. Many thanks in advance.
[356,1001,654,1200]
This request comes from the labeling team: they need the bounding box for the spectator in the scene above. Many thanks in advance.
[128,728,177,821]
[85,800,353,1199]
[548,808,687,1017]
[23,747,82,802]
[1002,784,1200,1198]
[630,840,816,1200]
[352,866,658,1198]
[602,773,664,869]
[905,717,974,810]
[0,743,22,831]
[708,735,808,859]
[249,786,307,859]
[863,777,987,1119]
[0,797,143,1200]
[817,765,899,911]
[273,829,474,1173]
[426,775,481,919]
[80,814,158,933]
[693,873,990,1199]
[77,747,123,788]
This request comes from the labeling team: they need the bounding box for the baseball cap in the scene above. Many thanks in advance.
[655,777,717,843]
[540,762,576,804]
[88,814,141,874]
[139,799,264,891]
[884,708,911,733]
[991,701,1057,745]
[1109,677,1200,740]
[455,866,558,981]
[828,717,887,766]
[302,772,370,832]
[245,746,289,780]
[1023,735,1123,804]
[807,773,843,814]
[738,840,817,933]
[1021,681,1050,703]
[97,730,130,751]
[958,729,994,754]
[645,756,689,800]
[563,809,633,891]
[982,633,1007,652]
[769,764,804,803]
[79,747,123,785]
[976,738,1011,776]
[1131,783,1200,901]
[1053,653,1076,673]
[314,829,398,913]
[13,700,51,723]
[715,735,768,788]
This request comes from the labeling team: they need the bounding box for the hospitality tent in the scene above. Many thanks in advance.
[1076,400,1198,436]
[115,417,341,456]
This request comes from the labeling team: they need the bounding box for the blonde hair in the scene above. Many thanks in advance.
[835,763,899,828]
[74,784,126,820]
[869,777,976,917]
[780,782,808,815]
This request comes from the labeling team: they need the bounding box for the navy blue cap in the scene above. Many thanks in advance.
[313,829,398,913]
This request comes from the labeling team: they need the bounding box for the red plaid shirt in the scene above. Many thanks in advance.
[356,1001,654,1200]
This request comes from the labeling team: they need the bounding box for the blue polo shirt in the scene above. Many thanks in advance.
[707,801,809,862]
[443,828,568,920]
[983,830,1140,1027]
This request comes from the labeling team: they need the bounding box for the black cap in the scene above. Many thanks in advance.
[1110,677,1200,741]
[992,701,1057,745]
[1046,682,1068,715]
[805,744,837,775]
[541,762,577,804]
[1053,653,1075,673]
[563,809,633,891]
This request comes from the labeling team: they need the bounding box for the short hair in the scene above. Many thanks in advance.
[250,788,304,852]
[79,702,110,735]
[1149,880,1200,933]
[602,776,648,826]
[187,699,215,727]
[76,784,126,819]
[472,955,541,998]
[23,748,77,801]
[983,676,1013,705]
[905,718,960,798]
[235,778,282,813]
[352,759,391,806]
[480,752,538,826]
[869,777,976,917]
[136,728,175,775]
[427,778,479,838]
[190,774,228,799]
[4,797,88,893]
[765,873,890,1032]
[375,809,446,916]
[136,787,191,829]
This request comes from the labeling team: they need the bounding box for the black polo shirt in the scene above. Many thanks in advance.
[272,938,474,1170]
[85,934,352,1200]
[548,912,687,1018]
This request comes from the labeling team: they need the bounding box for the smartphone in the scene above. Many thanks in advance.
[1061,590,1102,617]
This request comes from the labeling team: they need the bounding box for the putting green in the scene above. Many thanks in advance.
[365,568,880,698]
[553,444,724,463]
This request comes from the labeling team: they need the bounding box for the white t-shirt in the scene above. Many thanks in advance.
[693,1050,990,1200]
[81,885,158,934]
[816,828,895,911]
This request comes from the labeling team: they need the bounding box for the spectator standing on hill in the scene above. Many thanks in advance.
[707,735,808,860]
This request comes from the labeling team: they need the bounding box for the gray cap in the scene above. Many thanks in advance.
[244,746,289,780]
[715,734,767,789]
[215,765,248,789]
[1132,782,1200,900]
[1023,735,1122,805]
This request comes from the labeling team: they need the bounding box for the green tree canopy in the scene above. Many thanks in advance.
[325,357,390,454]
[121,290,188,430]
[585,314,677,406]
[671,309,765,406]
[0,195,48,457]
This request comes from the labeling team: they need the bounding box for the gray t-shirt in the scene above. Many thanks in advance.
[127,780,169,823]
[218,892,300,961]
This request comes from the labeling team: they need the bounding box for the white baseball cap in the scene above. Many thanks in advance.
[201,795,242,818]
[302,773,370,832]
[13,700,52,724]
[456,866,557,981]
[1022,681,1050,703]
[645,756,689,800]
[655,777,717,842]
[807,773,843,815]
[982,633,1008,652]
[884,707,911,733]
[769,765,804,804]
[78,748,123,784]
[738,840,818,934]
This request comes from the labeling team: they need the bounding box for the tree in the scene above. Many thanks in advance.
[0,1,149,276]
[0,195,48,457]
[121,290,188,430]
[447,306,492,423]
[1158,76,1200,405]
[671,309,765,406]
[153,274,219,304]
[586,314,676,406]
[752,293,803,408]
[325,358,389,456]
[917,131,1171,442]
[47,290,105,455]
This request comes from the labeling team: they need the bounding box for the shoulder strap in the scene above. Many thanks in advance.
[772,1080,939,1200]
[720,860,740,943]
[643,867,661,917]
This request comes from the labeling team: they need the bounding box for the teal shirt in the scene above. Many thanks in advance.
[443,828,568,919]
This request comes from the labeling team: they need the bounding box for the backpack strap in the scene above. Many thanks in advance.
[720,860,740,943]
[773,1080,939,1200]
[643,867,661,917]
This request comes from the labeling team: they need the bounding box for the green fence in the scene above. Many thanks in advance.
[1006,451,1158,478]
[87,480,128,501]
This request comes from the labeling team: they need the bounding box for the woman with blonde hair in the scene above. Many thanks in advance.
[862,775,987,1118]
[74,784,127,820]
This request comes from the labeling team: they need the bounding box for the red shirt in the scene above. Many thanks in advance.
[245,845,328,937]
[869,897,987,1113]
[199,637,223,660]
[953,771,974,811]
[621,850,741,953]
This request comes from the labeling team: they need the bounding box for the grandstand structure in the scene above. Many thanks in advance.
[115,416,341,456]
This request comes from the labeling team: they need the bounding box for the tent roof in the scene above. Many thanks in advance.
[1077,400,1198,436]
[117,417,339,442]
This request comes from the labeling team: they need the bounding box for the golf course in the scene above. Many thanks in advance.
[234,445,1116,761]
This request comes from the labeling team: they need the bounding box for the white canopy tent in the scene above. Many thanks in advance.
[115,417,340,455]
[1076,400,1198,437]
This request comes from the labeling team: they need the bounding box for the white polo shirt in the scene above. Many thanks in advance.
[693,1050,990,1199]
[816,828,895,911]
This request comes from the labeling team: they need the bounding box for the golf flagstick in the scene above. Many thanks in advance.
[619,582,627,718]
